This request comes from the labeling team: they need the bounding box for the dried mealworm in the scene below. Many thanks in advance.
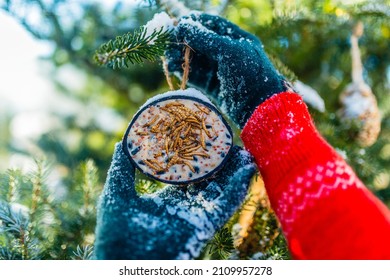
[190,123,201,130]
[182,138,192,145]
[144,159,160,171]
[143,115,159,127]
[186,152,210,158]
[169,138,175,151]
[200,130,206,149]
[150,119,163,133]
[149,159,164,170]
[173,123,185,135]
[202,119,212,138]
[185,116,200,123]
[179,155,194,161]
[184,124,192,137]
[165,136,170,154]
[136,131,149,136]
[165,102,184,107]
[182,160,195,173]
[166,155,180,170]
[178,138,183,149]
[180,145,200,154]
[211,126,217,138]
[195,103,210,115]
[172,133,181,150]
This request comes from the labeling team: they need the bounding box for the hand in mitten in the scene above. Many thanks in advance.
[94,143,255,260]
[166,13,288,128]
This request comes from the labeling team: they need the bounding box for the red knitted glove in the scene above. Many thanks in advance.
[241,92,390,259]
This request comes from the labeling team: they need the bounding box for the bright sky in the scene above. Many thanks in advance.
[0,8,125,171]
[0,11,56,170]
[0,11,54,112]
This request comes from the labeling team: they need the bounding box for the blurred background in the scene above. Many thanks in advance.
[0,0,389,259]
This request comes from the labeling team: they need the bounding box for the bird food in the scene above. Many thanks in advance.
[123,89,233,184]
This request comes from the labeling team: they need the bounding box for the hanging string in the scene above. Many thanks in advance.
[180,44,191,90]
[351,21,364,84]
[161,44,191,91]
[161,56,175,91]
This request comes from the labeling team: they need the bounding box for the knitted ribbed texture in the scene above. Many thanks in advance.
[241,92,390,259]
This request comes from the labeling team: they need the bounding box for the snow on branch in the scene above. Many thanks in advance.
[94,12,174,69]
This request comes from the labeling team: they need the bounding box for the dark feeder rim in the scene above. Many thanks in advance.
[122,94,234,185]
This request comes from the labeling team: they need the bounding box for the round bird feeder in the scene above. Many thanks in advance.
[123,88,233,185]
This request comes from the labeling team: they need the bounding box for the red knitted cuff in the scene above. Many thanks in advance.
[241,92,390,259]
[241,92,338,193]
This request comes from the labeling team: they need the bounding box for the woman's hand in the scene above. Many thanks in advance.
[166,13,288,128]
[94,143,255,259]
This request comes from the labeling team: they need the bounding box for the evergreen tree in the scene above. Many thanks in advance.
[1,0,389,259]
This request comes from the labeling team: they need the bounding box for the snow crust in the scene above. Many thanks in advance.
[159,0,191,18]
[179,17,214,35]
[341,83,374,118]
[361,2,390,17]
[294,80,325,112]
[335,148,348,160]
[141,88,214,110]
[144,12,175,44]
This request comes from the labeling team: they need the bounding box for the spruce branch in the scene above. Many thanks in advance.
[30,159,48,219]
[267,53,298,82]
[6,170,19,203]
[256,234,290,260]
[0,246,20,260]
[135,179,164,195]
[72,245,94,260]
[207,227,235,259]
[78,160,99,215]
[94,26,171,69]
[0,201,33,259]
[0,202,29,238]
